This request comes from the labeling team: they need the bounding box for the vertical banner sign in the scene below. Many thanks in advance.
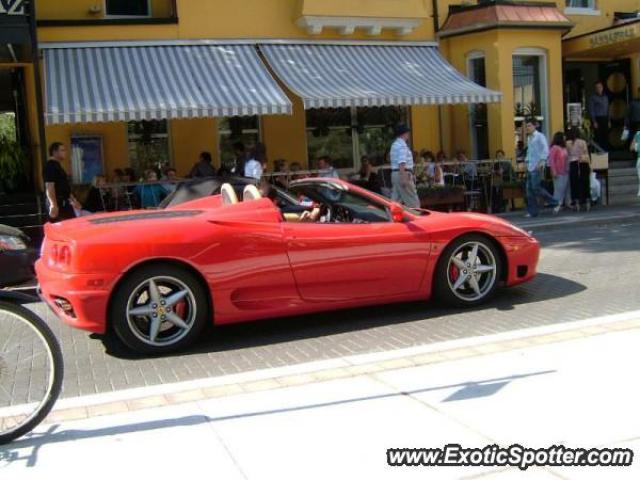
[0,0,26,15]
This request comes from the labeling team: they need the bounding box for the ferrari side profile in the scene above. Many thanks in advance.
[36,178,540,354]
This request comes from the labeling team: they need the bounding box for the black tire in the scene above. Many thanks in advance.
[433,234,503,308]
[110,264,209,355]
[0,301,64,445]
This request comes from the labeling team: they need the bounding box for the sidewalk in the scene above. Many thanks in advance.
[2,312,639,480]
[497,202,640,231]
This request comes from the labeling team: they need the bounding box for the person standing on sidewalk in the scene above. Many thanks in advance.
[588,80,610,151]
[566,128,591,211]
[524,120,557,218]
[549,132,570,214]
[390,125,420,208]
[43,142,81,222]
[631,128,640,197]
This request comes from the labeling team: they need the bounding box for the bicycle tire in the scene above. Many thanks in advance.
[0,301,64,445]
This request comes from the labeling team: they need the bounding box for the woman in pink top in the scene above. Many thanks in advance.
[548,131,569,214]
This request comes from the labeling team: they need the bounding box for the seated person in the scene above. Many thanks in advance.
[356,156,381,193]
[135,170,168,208]
[281,203,323,223]
[84,175,113,213]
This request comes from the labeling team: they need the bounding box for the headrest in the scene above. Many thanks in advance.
[220,183,238,205]
[243,184,262,202]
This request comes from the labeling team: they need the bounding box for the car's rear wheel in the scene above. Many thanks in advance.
[110,264,209,354]
[434,234,502,307]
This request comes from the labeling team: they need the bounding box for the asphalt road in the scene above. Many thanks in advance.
[24,215,640,399]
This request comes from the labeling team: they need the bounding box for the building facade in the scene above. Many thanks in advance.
[3,1,640,195]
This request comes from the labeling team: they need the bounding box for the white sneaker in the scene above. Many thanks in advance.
[553,205,561,215]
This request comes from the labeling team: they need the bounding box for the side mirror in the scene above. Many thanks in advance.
[390,203,405,223]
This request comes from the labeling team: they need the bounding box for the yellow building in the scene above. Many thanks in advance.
[1,0,639,203]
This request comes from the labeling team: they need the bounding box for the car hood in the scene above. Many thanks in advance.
[415,210,532,238]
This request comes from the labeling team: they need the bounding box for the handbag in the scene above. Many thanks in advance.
[579,141,591,164]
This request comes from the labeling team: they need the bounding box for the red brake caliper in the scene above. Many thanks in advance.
[175,300,187,319]
[449,263,459,283]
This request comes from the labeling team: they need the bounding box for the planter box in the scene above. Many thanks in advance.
[419,190,466,211]
[502,185,524,200]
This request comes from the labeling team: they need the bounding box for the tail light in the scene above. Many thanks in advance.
[58,245,71,266]
[46,241,73,269]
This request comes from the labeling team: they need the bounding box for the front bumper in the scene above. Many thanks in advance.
[35,259,114,334]
[499,236,541,286]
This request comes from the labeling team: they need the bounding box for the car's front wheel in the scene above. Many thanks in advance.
[434,234,502,307]
[110,264,209,354]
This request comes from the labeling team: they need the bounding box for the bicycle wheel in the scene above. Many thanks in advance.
[0,301,64,444]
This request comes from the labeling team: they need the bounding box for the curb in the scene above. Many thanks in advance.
[33,311,640,425]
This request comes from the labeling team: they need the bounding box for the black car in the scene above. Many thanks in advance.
[0,224,38,287]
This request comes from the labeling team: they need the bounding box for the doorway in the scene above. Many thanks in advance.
[0,67,32,194]
[563,59,632,152]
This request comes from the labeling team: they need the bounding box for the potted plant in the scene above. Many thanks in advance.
[0,137,28,195]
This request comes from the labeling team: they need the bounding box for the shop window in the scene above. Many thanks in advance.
[467,53,490,160]
[106,0,150,17]
[356,106,408,167]
[127,120,170,179]
[513,50,549,149]
[306,106,408,171]
[565,1,598,14]
[306,108,353,170]
[219,116,260,170]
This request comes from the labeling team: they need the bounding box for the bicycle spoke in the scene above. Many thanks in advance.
[0,384,12,402]
[0,302,63,444]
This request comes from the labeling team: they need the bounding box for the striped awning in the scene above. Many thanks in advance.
[43,44,292,125]
[260,43,502,108]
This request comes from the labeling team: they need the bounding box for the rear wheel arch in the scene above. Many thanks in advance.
[107,258,214,334]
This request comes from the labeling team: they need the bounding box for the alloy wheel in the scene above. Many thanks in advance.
[125,276,197,347]
[446,241,498,302]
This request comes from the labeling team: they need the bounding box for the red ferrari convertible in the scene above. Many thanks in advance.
[36,178,539,354]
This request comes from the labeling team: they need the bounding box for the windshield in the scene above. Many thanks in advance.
[290,181,429,218]
[289,183,391,223]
